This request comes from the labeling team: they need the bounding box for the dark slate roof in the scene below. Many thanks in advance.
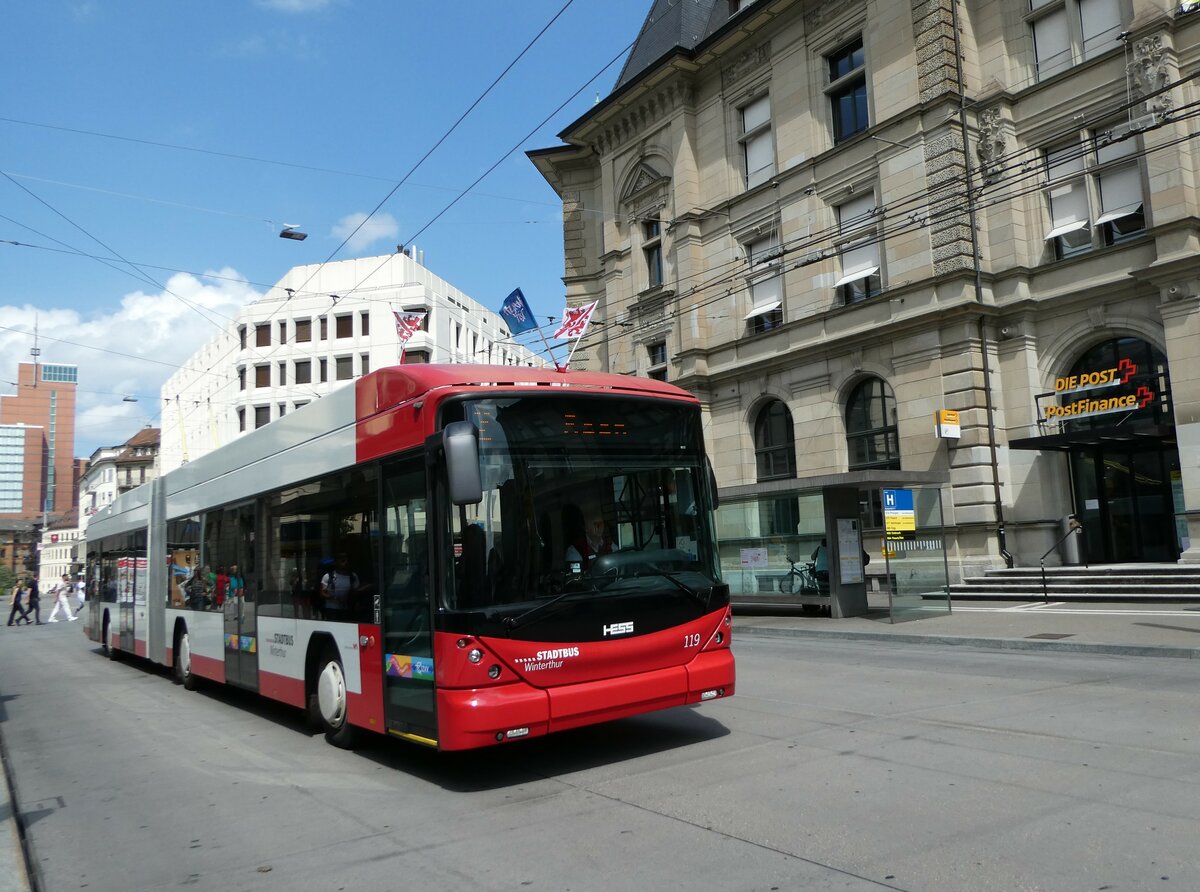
[614,0,733,91]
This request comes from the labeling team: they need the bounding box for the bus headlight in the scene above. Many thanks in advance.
[467,648,483,664]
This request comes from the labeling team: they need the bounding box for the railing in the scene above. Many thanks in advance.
[1041,517,1086,602]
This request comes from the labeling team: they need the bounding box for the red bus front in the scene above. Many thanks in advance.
[377,390,735,750]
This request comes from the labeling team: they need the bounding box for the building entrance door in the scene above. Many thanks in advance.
[1071,447,1180,563]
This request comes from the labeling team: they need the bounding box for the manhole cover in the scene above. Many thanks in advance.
[1026,633,1074,639]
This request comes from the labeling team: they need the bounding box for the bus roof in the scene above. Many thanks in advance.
[358,364,697,415]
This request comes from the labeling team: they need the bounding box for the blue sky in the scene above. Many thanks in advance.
[2,0,651,456]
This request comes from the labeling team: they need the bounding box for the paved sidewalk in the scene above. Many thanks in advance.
[735,600,1200,659]
[0,750,30,892]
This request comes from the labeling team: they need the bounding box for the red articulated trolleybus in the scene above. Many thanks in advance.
[83,365,734,751]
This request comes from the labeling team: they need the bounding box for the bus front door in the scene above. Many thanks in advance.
[223,592,259,690]
[381,459,436,743]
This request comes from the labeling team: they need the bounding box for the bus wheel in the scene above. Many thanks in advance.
[316,649,357,749]
[175,630,197,690]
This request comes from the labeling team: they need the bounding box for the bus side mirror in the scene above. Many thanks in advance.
[443,421,483,506]
[706,457,720,510]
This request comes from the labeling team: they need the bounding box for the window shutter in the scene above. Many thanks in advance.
[1033,10,1071,79]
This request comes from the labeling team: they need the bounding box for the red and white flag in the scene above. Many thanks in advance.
[552,301,598,340]
[393,310,426,344]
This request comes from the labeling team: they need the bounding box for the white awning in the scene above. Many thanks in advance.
[1096,203,1143,225]
[1044,219,1088,240]
[833,266,879,288]
[744,300,782,320]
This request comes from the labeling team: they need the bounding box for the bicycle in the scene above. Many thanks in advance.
[778,555,822,594]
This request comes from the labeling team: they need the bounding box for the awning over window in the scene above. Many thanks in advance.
[1095,203,1143,225]
[744,300,782,320]
[1044,219,1088,240]
[833,265,879,288]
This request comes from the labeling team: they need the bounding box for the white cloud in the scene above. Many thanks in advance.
[0,269,260,458]
[332,212,400,254]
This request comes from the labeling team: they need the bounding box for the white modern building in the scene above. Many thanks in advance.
[158,251,545,473]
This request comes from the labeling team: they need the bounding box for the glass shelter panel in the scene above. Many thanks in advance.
[879,487,950,622]
[716,492,828,607]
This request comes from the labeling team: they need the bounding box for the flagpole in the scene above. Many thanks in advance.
[563,328,586,370]
[537,321,564,371]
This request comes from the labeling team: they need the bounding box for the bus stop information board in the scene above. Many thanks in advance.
[883,489,915,536]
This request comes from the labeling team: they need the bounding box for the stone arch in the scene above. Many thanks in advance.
[1039,317,1165,391]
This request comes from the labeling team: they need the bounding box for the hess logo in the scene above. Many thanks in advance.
[603,621,634,637]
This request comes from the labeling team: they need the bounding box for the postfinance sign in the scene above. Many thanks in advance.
[1044,358,1154,422]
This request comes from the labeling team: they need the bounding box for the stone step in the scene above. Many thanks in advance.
[951,567,1200,601]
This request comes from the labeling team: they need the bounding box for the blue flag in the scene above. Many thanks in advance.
[499,288,538,335]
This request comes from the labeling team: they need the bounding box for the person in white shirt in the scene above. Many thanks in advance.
[47,574,78,622]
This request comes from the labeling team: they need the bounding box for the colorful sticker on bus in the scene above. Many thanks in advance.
[386,654,434,681]
[240,636,256,653]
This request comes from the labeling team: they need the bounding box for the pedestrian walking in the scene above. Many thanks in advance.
[23,578,41,624]
[74,576,87,616]
[47,573,78,622]
[6,580,30,626]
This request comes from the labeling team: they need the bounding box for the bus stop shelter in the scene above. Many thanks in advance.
[716,470,951,622]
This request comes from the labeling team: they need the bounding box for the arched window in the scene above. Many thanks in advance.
[846,377,900,470]
[754,400,796,481]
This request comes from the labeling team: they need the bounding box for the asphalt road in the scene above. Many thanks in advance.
[2,622,1198,891]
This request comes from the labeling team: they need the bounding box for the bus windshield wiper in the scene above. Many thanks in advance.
[501,586,599,634]
[637,568,710,610]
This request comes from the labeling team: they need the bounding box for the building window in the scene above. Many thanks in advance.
[295,360,312,385]
[255,323,270,348]
[835,193,882,304]
[643,220,664,289]
[1030,0,1122,82]
[1044,130,1145,259]
[255,364,270,388]
[336,315,352,339]
[403,350,430,364]
[828,36,868,143]
[1094,130,1146,246]
[754,400,796,481]
[846,377,900,470]
[360,311,370,337]
[320,316,328,340]
[277,362,287,386]
[278,403,287,418]
[278,320,287,343]
[335,356,353,380]
[646,341,667,381]
[738,94,774,190]
[237,407,246,432]
[238,325,247,350]
[744,233,783,334]
[295,401,309,410]
[254,406,270,429]
[296,319,312,342]
[238,367,246,391]
[319,358,328,383]
[361,354,370,375]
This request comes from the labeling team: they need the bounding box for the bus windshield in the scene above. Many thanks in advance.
[443,395,723,632]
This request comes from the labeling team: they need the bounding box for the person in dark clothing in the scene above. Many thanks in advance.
[7,581,30,626]
[24,579,42,624]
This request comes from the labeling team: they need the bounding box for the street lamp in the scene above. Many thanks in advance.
[279,225,308,241]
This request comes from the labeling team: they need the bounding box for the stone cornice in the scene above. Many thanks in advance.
[592,81,695,157]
